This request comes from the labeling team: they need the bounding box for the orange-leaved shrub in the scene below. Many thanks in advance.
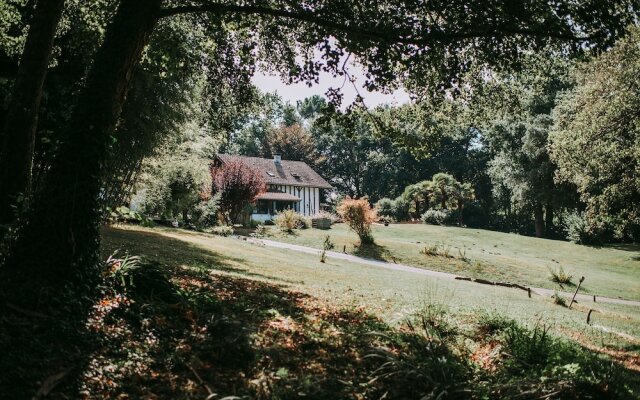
[337,198,377,244]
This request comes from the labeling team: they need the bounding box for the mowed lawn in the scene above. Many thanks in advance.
[260,222,640,302]
[102,225,640,366]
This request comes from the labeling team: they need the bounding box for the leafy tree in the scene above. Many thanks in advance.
[0,0,66,224]
[297,95,327,121]
[375,197,395,219]
[451,181,474,226]
[432,173,458,209]
[211,159,266,224]
[402,180,433,219]
[550,27,640,241]
[3,0,637,304]
[263,123,318,164]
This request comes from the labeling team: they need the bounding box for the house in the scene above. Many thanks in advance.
[214,154,332,222]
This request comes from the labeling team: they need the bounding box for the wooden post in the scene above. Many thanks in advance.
[569,276,585,309]
[343,245,346,253]
[593,295,596,302]
[587,309,594,324]
[527,287,531,298]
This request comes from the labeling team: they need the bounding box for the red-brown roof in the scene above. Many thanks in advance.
[216,154,332,189]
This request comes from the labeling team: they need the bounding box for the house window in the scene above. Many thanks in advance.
[256,200,269,214]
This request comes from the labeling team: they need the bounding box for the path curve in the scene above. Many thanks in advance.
[240,236,640,308]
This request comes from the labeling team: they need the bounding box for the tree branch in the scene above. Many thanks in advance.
[158,3,595,46]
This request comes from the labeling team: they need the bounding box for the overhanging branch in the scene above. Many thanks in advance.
[158,3,596,46]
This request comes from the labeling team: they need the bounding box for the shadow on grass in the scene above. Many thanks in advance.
[352,241,394,262]
[2,227,638,399]
[101,227,303,285]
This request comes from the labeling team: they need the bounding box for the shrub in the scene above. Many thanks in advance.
[562,211,590,244]
[548,266,573,287]
[274,209,305,232]
[192,194,221,229]
[337,198,377,244]
[211,159,266,224]
[211,225,234,236]
[392,196,411,221]
[552,291,568,307]
[375,197,395,219]
[561,211,618,244]
[421,209,450,225]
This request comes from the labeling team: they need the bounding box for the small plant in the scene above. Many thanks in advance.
[337,198,377,244]
[457,246,469,262]
[503,321,554,368]
[211,225,234,236]
[251,224,266,238]
[104,251,175,300]
[552,291,567,307]
[274,209,305,233]
[320,235,335,263]
[420,242,454,259]
[549,266,573,287]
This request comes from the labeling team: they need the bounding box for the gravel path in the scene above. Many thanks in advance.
[241,236,640,308]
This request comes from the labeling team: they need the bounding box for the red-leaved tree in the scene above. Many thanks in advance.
[211,160,265,223]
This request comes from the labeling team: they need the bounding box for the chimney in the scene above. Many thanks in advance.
[274,153,282,164]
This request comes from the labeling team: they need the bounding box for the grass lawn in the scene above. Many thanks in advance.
[102,225,640,364]
[7,224,636,398]
[258,222,640,301]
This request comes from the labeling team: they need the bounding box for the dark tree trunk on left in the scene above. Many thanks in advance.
[0,0,66,225]
[1,0,163,308]
[534,203,544,238]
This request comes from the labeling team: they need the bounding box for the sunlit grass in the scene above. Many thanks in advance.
[260,222,640,301]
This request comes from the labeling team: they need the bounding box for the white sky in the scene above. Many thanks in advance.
[251,64,411,109]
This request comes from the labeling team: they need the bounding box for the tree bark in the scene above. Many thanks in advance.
[1,0,163,307]
[458,200,463,226]
[0,0,66,225]
[545,204,554,236]
[534,203,544,238]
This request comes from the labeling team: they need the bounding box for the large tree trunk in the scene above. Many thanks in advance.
[545,204,554,236]
[534,203,544,238]
[0,0,66,225]
[457,200,463,227]
[1,0,162,308]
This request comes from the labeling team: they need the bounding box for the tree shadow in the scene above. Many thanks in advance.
[583,242,640,254]
[352,241,394,262]
[2,227,638,399]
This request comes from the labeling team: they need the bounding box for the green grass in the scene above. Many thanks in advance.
[102,226,640,360]
[259,222,640,301]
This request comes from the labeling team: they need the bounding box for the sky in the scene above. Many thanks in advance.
[251,64,411,109]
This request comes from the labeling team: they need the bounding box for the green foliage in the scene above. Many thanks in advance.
[552,291,568,307]
[549,266,573,287]
[374,197,395,219]
[273,209,306,233]
[107,206,154,227]
[320,235,335,263]
[421,209,450,225]
[263,123,317,165]
[391,196,411,221]
[210,225,234,237]
[105,251,176,301]
[551,27,640,241]
[135,149,211,223]
[192,193,221,229]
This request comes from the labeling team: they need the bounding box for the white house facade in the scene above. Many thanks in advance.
[214,154,332,222]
